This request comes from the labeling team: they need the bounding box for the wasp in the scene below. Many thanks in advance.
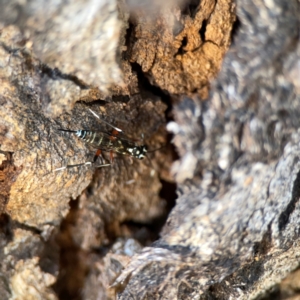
[55,109,147,171]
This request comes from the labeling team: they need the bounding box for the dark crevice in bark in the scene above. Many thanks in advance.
[230,16,241,44]
[123,21,135,61]
[39,230,60,277]
[12,220,42,235]
[0,213,13,242]
[199,19,207,42]
[111,95,131,103]
[120,180,176,246]
[130,61,178,239]
[40,64,89,90]
[159,179,177,211]
[176,36,188,55]
[131,62,170,99]
[120,219,163,246]
[180,0,201,18]
[53,198,86,300]
[258,286,281,300]
[278,170,300,231]
[253,223,273,257]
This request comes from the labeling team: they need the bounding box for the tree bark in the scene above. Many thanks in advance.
[0,0,299,299]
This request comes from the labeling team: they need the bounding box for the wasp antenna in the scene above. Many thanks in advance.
[88,109,122,133]
[54,166,67,172]
[57,129,77,133]
[147,144,166,153]
[146,154,154,168]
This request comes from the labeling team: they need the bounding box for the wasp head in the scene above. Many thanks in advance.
[132,145,147,160]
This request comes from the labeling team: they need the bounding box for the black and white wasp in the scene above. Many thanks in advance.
[55,109,148,171]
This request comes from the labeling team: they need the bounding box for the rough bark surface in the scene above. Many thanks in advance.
[0,0,299,300]
[115,0,300,299]
[127,0,235,98]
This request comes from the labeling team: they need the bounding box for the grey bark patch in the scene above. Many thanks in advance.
[278,170,300,232]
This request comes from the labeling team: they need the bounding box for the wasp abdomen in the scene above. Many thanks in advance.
[75,130,106,147]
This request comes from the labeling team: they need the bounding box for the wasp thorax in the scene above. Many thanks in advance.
[131,145,147,159]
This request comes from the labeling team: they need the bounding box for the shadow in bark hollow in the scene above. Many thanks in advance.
[258,286,281,300]
[0,213,13,242]
[253,223,272,257]
[129,62,179,241]
[120,179,177,246]
[181,0,201,18]
[123,21,135,61]
[52,198,86,300]
[176,36,188,55]
[230,16,241,44]
[199,19,207,42]
[159,179,177,213]
[131,63,170,98]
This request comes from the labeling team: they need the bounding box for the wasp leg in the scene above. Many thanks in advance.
[54,149,110,172]
[93,149,112,167]
[54,162,110,172]
[93,149,102,162]
[109,150,114,163]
